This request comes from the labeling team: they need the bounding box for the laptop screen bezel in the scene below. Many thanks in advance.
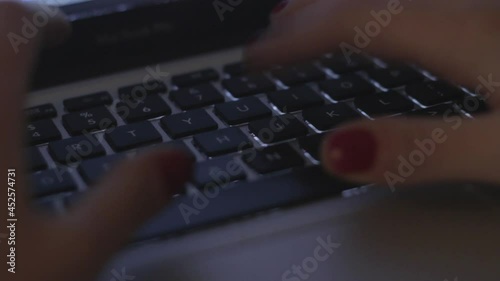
[61,0,181,20]
[34,0,279,89]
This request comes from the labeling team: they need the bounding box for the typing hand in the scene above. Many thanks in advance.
[247,0,500,188]
[0,2,193,281]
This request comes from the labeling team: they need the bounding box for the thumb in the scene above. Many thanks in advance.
[321,115,500,189]
[59,150,193,276]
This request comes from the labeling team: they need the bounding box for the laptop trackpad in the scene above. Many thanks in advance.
[98,184,500,281]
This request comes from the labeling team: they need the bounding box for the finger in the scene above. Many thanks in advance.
[1,0,71,48]
[1,0,71,100]
[262,0,319,41]
[0,1,69,215]
[246,2,500,95]
[73,150,193,246]
[320,114,500,189]
[24,1,71,47]
[0,2,70,174]
[52,150,193,279]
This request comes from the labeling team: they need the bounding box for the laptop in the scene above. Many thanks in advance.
[26,0,500,280]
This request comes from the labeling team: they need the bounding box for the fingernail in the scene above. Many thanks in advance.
[271,0,289,15]
[325,129,377,174]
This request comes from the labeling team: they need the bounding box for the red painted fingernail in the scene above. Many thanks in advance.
[325,129,377,174]
[271,0,289,15]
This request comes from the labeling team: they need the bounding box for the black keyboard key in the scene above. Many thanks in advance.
[271,64,326,86]
[367,65,424,88]
[106,122,162,151]
[318,75,375,100]
[214,97,272,125]
[64,92,113,112]
[267,86,324,113]
[193,156,246,188]
[27,120,61,145]
[25,104,57,121]
[118,81,167,100]
[117,95,171,123]
[248,115,308,144]
[222,74,276,97]
[172,69,219,87]
[78,154,125,184]
[321,53,373,74]
[135,166,355,241]
[243,143,304,174]
[62,107,117,135]
[32,169,76,197]
[406,81,465,106]
[48,135,106,164]
[303,104,360,130]
[28,147,47,171]
[193,128,252,157]
[161,110,218,139]
[223,62,247,77]
[299,133,327,161]
[406,104,459,118]
[354,91,414,116]
[170,84,224,110]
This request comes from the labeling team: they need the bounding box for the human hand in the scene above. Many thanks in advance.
[246,0,500,188]
[0,2,193,281]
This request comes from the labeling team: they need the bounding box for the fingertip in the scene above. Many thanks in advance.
[19,2,72,47]
[243,29,279,71]
[76,149,195,220]
[243,38,298,71]
[321,128,378,177]
[243,23,295,70]
[38,5,72,47]
[243,44,266,71]
[66,149,195,251]
[150,150,194,197]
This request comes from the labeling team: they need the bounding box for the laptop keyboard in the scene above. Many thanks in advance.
[26,52,489,240]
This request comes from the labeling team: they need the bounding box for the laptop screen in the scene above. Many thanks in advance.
[24,0,180,20]
[24,0,92,6]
